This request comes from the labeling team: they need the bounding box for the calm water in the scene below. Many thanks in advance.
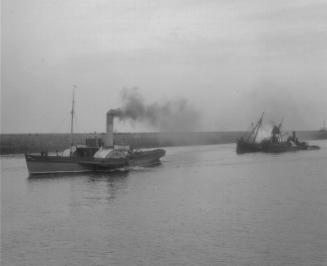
[1,142,327,266]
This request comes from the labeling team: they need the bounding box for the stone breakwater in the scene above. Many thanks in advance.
[0,131,322,155]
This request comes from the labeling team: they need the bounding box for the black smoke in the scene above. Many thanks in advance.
[110,88,201,131]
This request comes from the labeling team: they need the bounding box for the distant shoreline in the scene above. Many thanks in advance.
[0,131,325,155]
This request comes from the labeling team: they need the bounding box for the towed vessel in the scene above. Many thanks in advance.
[236,113,320,154]
[25,92,165,175]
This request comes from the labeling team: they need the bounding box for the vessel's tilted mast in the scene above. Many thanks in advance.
[247,112,264,143]
[252,112,264,143]
[70,86,76,154]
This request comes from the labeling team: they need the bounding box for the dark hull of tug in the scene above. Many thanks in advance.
[25,155,94,174]
[25,149,166,175]
[236,140,320,154]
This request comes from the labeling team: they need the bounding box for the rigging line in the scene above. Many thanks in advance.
[252,112,264,143]
[245,122,254,139]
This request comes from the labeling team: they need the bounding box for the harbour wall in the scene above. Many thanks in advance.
[0,131,323,155]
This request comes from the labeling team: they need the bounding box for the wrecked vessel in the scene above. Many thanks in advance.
[236,113,320,154]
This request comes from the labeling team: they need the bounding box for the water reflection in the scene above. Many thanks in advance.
[27,169,129,181]
[27,172,91,181]
[27,169,131,202]
[88,170,130,201]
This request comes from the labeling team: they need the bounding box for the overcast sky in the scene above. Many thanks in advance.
[2,0,327,133]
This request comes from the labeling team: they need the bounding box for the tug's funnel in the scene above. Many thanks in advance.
[104,111,114,147]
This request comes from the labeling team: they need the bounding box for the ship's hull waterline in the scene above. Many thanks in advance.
[25,155,94,174]
[236,139,320,154]
[25,149,165,175]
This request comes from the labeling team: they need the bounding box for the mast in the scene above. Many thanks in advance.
[70,86,76,153]
[251,112,264,143]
